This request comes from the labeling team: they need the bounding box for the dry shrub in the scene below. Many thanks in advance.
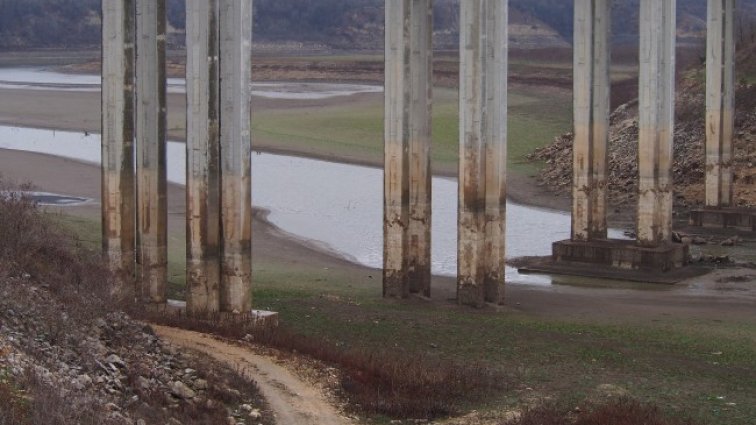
[0,178,116,319]
[508,399,697,425]
[0,378,29,425]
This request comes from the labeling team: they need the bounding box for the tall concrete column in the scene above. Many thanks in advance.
[135,0,167,305]
[637,0,676,247]
[458,0,507,307]
[219,0,253,313]
[407,0,433,298]
[186,0,222,314]
[572,0,611,241]
[705,0,736,208]
[102,0,136,284]
[383,0,433,298]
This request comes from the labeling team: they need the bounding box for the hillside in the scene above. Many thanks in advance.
[1,0,755,50]
[528,43,756,212]
[0,187,274,425]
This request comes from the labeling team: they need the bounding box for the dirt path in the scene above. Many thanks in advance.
[152,325,355,425]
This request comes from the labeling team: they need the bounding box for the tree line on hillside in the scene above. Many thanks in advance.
[1,0,755,49]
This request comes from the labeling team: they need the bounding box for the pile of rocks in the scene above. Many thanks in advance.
[528,75,756,212]
[0,274,271,425]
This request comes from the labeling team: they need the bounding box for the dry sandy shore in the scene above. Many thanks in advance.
[0,86,755,322]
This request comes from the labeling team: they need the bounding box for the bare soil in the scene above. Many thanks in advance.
[152,325,355,425]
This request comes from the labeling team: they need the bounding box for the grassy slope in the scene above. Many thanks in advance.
[253,85,572,176]
[55,214,756,425]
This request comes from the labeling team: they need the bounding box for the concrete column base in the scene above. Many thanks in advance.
[689,207,756,232]
[147,300,280,328]
[552,239,688,272]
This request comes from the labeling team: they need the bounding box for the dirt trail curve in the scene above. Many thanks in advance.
[151,325,355,425]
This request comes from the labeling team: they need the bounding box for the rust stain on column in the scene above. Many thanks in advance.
[407,0,433,298]
[135,0,168,305]
[458,0,507,307]
[219,0,253,314]
[186,0,221,314]
[384,0,411,299]
[102,0,136,286]
[637,0,676,247]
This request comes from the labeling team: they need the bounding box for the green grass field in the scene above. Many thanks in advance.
[54,213,756,425]
[47,61,756,423]
[253,85,572,175]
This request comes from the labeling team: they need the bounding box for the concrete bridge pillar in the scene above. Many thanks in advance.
[186,0,222,314]
[384,0,433,298]
[219,0,254,313]
[457,0,508,307]
[705,0,736,208]
[572,0,611,242]
[186,0,253,314]
[135,0,168,305]
[637,0,676,247]
[102,0,136,284]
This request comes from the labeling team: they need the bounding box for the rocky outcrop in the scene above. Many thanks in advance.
[528,76,756,211]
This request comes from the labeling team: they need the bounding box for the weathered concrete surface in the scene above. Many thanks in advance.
[219,0,253,313]
[458,0,507,307]
[705,0,736,208]
[690,207,756,231]
[186,0,221,314]
[572,0,610,242]
[383,0,411,298]
[637,0,676,247]
[553,239,688,272]
[102,0,136,284]
[135,0,168,305]
[407,0,433,298]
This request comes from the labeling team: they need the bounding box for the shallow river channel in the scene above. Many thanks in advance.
[0,68,632,286]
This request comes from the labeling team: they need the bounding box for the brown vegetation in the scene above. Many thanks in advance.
[0,178,273,425]
[506,398,698,425]
[146,310,506,419]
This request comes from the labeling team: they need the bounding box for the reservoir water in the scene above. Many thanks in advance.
[0,125,629,285]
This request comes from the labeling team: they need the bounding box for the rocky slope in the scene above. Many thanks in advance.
[528,70,756,212]
[0,191,274,425]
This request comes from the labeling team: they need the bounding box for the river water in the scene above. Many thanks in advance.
[0,68,631,285]
[0,67,383,99]
[0,125,630,285]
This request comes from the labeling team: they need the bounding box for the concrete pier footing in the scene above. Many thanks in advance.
[553,239,688,272]
[383,0,433,299]
[135,0,168,305]
[457,0,508,307]
[102,0,137,284]
[689,207,756,232]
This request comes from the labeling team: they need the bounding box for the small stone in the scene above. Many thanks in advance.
[137,376,150,390]
[170,381,196,399]
[104,403,120,412]
[240,404,254,412]
[106,354,126,369]
[249,409,261,419]
[193,379,208,390]
[75,374,92,389]
[137,420,146,425]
